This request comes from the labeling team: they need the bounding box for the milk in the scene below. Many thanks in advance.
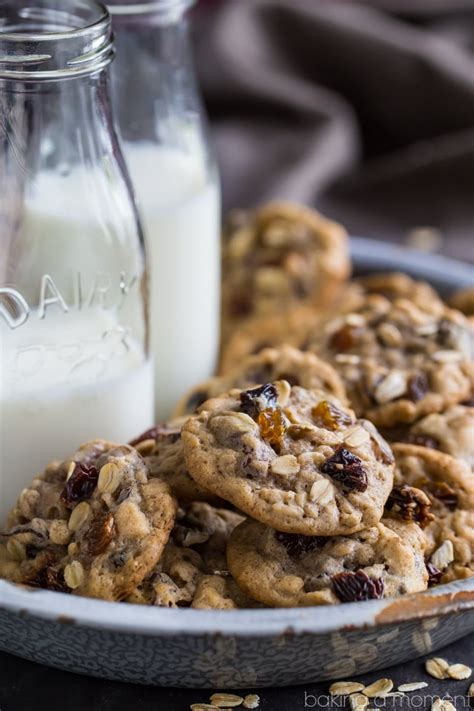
[10,163,141,303]
[123,142,221,420]
[0,310,153,522]
[0,161,153,522]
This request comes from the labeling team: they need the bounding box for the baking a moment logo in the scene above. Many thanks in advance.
[303,692,471,708]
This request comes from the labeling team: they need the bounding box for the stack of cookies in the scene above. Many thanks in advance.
[1,201,472,608]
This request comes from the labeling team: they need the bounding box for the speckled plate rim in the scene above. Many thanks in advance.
[1,578,473,637]
[350,237,474,292]
[1,238,473,639]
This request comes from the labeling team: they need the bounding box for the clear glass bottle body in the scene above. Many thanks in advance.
[0,0,153,521]
[109,0,221,420]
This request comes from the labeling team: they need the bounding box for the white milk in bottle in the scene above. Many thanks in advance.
[124,141,220,421]
[109,1,222,421]
[0,169,153,523]
[0,311,153,522]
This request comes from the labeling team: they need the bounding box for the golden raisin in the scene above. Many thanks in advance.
[258,408,286,448]
[84,512,116,556]
[329,324,360,351]
[312,400,352,431]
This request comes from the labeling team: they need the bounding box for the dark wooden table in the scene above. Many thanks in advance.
[0,635,472,710]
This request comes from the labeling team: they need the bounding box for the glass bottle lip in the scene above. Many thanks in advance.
[108,0,194,22]
[0,0,114,81]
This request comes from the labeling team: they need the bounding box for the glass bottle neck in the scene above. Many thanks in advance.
[0,1,113,82]
[110,12,200,146]
[1,71,118,171]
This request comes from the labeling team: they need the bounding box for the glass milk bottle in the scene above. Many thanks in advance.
[108,0,221,420]
[0,0,153,521]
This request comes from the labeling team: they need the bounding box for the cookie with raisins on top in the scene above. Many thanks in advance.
[227,518,428,607]
[182,381,395,536]
[174,345,347,418]
[425,510,474,584]
[393,444,473,516]
[221,201,349,343]
[393,405,474,471]
[309,297,473,427]
[219,304,320,375]
[1,440,177,601]
[392,443,474,584]
[219,272,444,375]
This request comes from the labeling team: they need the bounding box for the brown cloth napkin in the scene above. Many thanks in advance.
[194,0,474,262]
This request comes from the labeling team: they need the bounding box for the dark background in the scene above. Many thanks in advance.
[0,635,473,710]
[195,0,474,263]
[1,1,473,709]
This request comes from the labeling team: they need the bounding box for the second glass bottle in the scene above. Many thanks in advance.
[109,0,221,420]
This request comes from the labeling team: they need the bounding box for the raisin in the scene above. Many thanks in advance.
[186,389,209,413]
[431,482,458,510]
[23,550,68,593]
[156,424,181,444]
[462,394,474,407]
[332,570,385,602]
[60,463,99,509]
[405,340,427,355]
[380,425,406,442]
[258,408,286,450]
[385,485,433,528]
[25,544,41,559]
[129,423,180,447]
[321,447,368,492]
[329,324,361,351]
[44,566,69,592]
[312,400,352,431]
[230,293,252,318]
[437,319,454,347]
[33,566,69,593]
[240,382,278,419]
[405,433,439,449]
[129,427,160,446]
[407,373,429,402]
[426,561,443,587]
[275,532,326,557]
[84,512,116,556]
